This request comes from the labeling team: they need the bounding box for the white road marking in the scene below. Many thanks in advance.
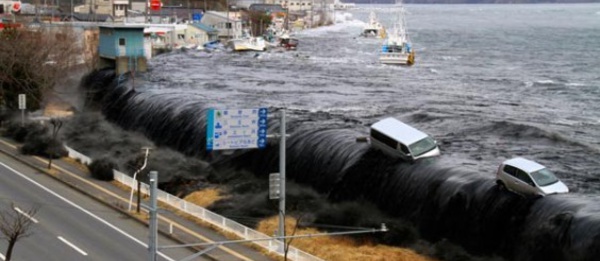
[0,252,5,260]
[58,236,88,256]
[0,162,175,261]
[14,207,39,223]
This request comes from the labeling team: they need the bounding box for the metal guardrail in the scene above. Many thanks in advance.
[65,146,323,261]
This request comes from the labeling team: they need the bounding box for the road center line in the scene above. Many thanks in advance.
[0,162,175,261]
[58,236,88,256]
[14,207,39,223]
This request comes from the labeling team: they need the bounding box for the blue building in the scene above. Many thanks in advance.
[98,24,147,75]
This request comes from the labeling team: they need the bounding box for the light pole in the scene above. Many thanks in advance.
[128,147,152,212]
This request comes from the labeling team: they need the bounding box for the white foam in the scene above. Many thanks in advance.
[536,80,555,84]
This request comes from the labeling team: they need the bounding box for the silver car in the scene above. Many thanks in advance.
[496,157,569,197]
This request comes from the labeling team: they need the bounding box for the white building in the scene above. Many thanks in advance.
[200,11,243,40]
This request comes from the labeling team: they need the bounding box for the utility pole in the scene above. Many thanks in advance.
[148,171,158,261]
[311,0,314,28]
[278,109,286,250]
[226,0,230,40]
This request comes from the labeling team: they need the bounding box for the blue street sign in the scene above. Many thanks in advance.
[206,108,268,151]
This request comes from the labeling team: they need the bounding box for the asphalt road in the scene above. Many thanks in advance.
[0,153,204,261]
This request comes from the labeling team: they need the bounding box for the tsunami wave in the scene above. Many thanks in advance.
[82,69,600,261]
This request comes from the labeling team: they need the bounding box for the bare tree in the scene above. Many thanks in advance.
[283,214,307,261]
[0,203,39,261]
[0,26,81,111]
[47,118,64,169]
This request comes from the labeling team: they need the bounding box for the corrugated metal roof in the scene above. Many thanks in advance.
[100,24,145,29]
[190,23,218,33]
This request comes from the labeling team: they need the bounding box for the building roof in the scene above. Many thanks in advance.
[190,23,218,34]
[71,13,113,22]
[99,24,145,30]
[248,4,287,13]
[203,11,242,22]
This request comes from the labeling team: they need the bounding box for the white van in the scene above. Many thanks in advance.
[370,117,441,161]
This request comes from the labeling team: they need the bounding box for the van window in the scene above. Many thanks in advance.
[398,144,409,154]
[371,129,398,149]
[408,137,437,157]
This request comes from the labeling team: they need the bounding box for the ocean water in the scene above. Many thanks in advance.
[141,3,600,193]
[95,4,600,260]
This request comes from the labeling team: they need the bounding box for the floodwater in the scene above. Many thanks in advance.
[81,4,600,261]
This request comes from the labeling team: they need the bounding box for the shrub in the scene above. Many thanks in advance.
[88,157,117,181]
[2,121,46,142]
[20,136,67,158]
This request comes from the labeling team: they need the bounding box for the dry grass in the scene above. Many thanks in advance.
[257,216,437,261]
[62,157,90,172]
[183,188,226,207]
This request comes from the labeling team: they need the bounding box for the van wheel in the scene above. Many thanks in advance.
[496,180,506,191]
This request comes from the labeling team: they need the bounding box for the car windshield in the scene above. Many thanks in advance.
[409,137,437,157]
[531,168,560,187]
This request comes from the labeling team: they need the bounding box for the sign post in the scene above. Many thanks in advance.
[269,173,280,200]
[18,94,26,126]
[278,109,286,251]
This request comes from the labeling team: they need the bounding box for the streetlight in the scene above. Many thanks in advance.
[128,147,152,213]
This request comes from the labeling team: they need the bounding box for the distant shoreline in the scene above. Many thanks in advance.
[349,1,599,4]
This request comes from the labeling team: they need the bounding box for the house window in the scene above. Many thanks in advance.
[119,38,126,46]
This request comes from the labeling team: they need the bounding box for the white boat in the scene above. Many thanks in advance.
[228,29,267,52]
[379,4,415,66]
[360,11,386,38]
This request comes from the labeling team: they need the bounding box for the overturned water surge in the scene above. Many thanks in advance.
[82,70,600,261]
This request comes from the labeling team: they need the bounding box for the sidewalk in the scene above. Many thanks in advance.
[0,137,274,261]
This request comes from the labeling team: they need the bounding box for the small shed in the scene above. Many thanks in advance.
[187,23,219,46]
[98,24,147,75]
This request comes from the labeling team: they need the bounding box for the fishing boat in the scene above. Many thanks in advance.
[379,4,415,65]
[228,28,267,52]
[278,33,299,50]
[360,11,386,38]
